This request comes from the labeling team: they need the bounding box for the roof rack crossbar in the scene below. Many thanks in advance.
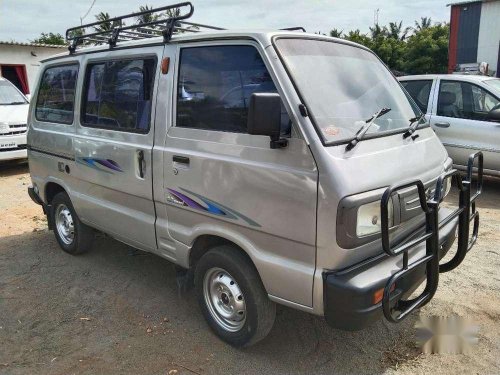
[66,2,197,53]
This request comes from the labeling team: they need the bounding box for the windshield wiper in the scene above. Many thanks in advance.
[346,107,391,151]
[6,101,26,105]
[403,113,426,139]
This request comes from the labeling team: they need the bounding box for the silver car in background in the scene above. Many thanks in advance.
[26,3,484,347]
[399,74,500,176]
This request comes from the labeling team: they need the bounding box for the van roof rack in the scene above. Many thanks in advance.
[65,2,306,54]
[66,2,221,53]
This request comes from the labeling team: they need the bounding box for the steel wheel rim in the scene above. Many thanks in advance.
[203,267,246,332]
[55,204,74,245]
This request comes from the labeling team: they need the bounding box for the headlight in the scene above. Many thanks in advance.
[356,199,394,237]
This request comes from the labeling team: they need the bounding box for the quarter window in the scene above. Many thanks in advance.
[176,45,290,134]
[81,58,156,132]
[471,85,499,114]
[35,64,79,124]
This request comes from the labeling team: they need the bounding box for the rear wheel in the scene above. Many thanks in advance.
[50,192,94,255]
[194,246,276,347]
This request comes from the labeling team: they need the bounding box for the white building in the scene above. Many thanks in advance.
[0,41,66,96]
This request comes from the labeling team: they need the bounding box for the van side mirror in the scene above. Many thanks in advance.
[247,93,288,149]
[488,108,500,123]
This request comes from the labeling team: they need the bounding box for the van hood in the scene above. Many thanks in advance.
[0,104,29,125]
[322,127,448,198]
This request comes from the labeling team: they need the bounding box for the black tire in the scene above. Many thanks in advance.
[194,245,276,347]
[50,192,94,255]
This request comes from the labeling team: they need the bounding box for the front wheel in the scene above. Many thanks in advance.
[194,246,276,347]
[50,192,94,255]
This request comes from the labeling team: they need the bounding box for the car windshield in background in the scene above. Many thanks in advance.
[274,38,420,144]
[0,80,27,105]
[484,79,500,92]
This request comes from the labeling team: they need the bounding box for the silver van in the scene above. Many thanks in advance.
[27,3,484,347]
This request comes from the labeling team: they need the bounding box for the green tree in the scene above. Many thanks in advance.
[93,12,121,33]
[414,17,432,31]
[343,29,373,49]
[329,28,343,38]
[31,32,66,45]
[403,23,449,74]
[330,18,449,74]
[136,5,160,24]
[388,21,410,41]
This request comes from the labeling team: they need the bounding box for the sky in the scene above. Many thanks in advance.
[0,0,453,42]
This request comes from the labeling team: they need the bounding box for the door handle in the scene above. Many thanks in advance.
[137,150,145,178]
[173,155,190,165]
[434,122,450,128]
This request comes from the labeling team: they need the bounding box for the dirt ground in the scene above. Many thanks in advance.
[0,162,499,375]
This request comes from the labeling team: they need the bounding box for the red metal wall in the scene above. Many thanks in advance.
[448,5,460,73]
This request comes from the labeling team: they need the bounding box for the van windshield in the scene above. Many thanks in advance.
[275,38,420,144]
[0,80,27,105]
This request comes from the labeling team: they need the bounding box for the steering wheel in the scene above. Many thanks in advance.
[490,103,500,112]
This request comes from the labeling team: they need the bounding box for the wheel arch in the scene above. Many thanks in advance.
[45,181,67,204]
[188,234,265,291]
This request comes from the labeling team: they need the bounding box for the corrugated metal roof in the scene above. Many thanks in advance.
[0,40,66,49]
[447,0,499,7]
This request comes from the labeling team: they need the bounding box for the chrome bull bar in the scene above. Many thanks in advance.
[380,152,483,323]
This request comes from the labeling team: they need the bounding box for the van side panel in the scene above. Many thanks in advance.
[28,59,80,209]
[154,41,319,307]
[71,47,163,252]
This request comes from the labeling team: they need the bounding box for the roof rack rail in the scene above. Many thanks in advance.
[65,2,225,54]
[281,27,307,32]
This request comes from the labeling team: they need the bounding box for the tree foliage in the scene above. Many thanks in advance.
[333,18,449,74]
[31,32,66,45]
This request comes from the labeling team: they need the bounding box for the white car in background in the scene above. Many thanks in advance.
[399,74,500,177]
[0,77,29,161]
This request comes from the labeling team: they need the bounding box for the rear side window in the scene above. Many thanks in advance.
[400,80,432,112]
[176,45,288,133]
[81,58,156,132]
[35,64,79,124]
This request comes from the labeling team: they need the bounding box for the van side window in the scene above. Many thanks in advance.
[35,64,79,124]
[81,58,156,132]
[176,45,290,134]
[400,80,432,113]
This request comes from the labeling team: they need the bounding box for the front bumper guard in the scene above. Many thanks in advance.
[380,152,483,323]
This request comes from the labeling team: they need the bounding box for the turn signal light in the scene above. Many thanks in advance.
[373,284,396,305]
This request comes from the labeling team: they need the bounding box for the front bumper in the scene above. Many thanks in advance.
[323,208,457,331]
[323,152,483,330]
[0,134,27,161]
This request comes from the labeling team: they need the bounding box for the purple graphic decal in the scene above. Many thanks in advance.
[77,157,123,173]
[167,188,260,227]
